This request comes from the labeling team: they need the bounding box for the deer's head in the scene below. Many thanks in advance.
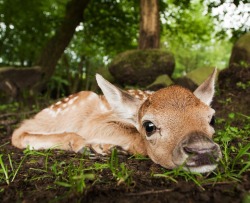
[96,70,221,173]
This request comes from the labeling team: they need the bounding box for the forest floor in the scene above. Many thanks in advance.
[0,72,250,203]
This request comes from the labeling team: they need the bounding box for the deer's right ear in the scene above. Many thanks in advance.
[96,74,141,126]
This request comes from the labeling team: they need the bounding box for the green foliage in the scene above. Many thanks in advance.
[161,0,233,76]
[0,151,29,185]
[0,0,248,95]
[0,0,67,66]
[83,0,139,57]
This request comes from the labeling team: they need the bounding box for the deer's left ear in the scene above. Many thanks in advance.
[96,74,141,126]
[193,69,217,105]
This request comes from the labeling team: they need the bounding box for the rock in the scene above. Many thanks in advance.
[108,49,175,87]
[174,77,198,91]
[229,32,250,67]
[185,67,216,85]
[147,74,174,91]
[0,66,43,100]
[174,67,216,91]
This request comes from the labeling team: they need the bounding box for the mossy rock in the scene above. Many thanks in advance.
[229,32,250,67]
[174,77,198,92]
[108,49,175,87]
[173,67,215,91]
[147,74,174,91]
[185,67,216,85]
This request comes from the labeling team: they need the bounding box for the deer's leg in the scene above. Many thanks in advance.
[12,131,88,153]
[90,144,128,155]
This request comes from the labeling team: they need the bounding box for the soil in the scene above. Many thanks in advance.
[0,67,250,203]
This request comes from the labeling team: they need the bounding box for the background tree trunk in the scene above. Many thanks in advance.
[35,0,90,81]
[139,0,160,49]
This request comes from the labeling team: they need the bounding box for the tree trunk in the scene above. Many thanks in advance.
[35,0,90,81]
[139,0,160,49]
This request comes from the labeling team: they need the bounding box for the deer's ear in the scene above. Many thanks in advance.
[193,69,217,105]
[96,74,141,126]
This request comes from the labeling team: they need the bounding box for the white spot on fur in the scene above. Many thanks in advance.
[68,96,78,105]
[56,101,62,105]
[145,90,154,95]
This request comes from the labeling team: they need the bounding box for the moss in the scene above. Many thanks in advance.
[110,49,174,70]
[148,74,173,87]
[108,49,175,87]
[186,67,216,85]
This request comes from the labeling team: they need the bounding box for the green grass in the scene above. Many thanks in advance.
[0,147,133,194]
[0,150,29,185]
[109,148,133,186]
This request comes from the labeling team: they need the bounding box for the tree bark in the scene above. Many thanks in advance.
[139,0,160,49]
[35,0,90,81]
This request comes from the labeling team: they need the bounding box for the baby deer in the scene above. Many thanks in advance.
[12,69,221,173]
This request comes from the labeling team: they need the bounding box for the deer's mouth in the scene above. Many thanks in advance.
[183,152,221,173]
[172,132,222,173]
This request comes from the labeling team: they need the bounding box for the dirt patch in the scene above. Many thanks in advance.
[0,68,250,202]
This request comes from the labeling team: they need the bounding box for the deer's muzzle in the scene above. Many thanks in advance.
[173,131,222,173]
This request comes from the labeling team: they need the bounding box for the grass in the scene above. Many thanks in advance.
[0,150,29,185]
[0,111,250,199]
[0,147,133,195]
[109,148,133,186]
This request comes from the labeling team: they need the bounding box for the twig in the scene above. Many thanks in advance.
[126,188,174,196]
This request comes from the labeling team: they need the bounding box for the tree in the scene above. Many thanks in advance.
[35,0,90,81]
[139,0,160,49]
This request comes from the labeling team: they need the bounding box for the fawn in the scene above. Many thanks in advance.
[12,69,221,173]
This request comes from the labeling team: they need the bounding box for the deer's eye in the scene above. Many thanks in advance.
[143,121,157,137]
[209,116,215,126]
